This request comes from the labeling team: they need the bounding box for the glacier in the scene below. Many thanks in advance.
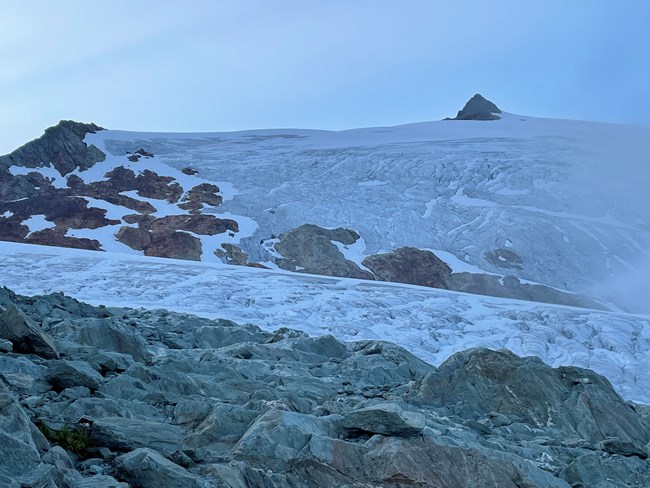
[79,112,650,307]
[1,240,649,405]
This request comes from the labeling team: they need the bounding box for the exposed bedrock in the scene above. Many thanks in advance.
[115,214,238,260]
[362,246,452,288]
[447,272,607,309]
[0,120,230,261]
[0,287,648,487]
[274,223,375,279]
[450,93,502,121]
[0,120,105,181]
[272,224,605,309]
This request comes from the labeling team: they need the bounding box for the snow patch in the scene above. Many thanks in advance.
[21,215,56,237]
[333,237,372,272]
[9,164,68,189]
[82,197,133,221]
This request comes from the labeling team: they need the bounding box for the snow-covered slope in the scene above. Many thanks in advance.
[1,240,648,404]
[2,103,649,310]
[85,112,650,308]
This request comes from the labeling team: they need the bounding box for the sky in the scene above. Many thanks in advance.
[1,1,649,153]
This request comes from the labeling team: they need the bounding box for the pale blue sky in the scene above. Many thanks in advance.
[1,1,649,153]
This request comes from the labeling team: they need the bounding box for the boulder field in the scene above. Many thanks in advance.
[0,286,648,487]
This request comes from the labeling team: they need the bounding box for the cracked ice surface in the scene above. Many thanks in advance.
[1,241,649,404]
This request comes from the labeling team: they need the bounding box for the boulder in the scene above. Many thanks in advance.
[232,410,342,468]
[342,402,425,436]
[71,475,128,488]
[115,448,202,488]
[0,338,12,352]
[0,389,50,481]
[42,445,73,469]
[296,435,545,488]
[0,304,59,358]
[184,402,259,447]
[91,417,182,454]
[45,360,104,391]
[416,348,650,449]
[560,452,650,488]
[78,319,151,363]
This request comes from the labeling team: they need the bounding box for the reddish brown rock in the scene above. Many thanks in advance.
[362,247,452,288]
[145,231,202,261]
[85,166,183,204]
[0,216,29,241]
[149,214,237,236]
[115,226,151,251]
[179,183,223,214]
[122,214,156,225]
[3,195,120,230]
[26,227,102,251]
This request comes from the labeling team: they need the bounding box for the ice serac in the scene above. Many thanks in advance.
[451,93,502,120]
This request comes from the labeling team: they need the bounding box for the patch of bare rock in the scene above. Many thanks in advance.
[272,224,606,309]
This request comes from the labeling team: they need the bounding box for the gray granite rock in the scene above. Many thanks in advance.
[0,338,12,352]
[42,445,73,469]
[115,448,202,488]
[275,223,374,279]
[45,360,104,391]
[416,347,650,450]
[91,417,183,454]
[0,303,59,358]
[71,475,129,488]
[0,288,648,487]
[560,452,650,488]
[78,319,151,363]
[342,402,425,436]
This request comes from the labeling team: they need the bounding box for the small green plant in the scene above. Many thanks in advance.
[36,421,93,457]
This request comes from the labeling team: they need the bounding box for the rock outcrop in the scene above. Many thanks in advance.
[0,120,104,180]
[272,226,604,309]
[0,286,647,487]
[447,272,607,309]
[275,224,374,279]
[0,121,237,261]
[362,246,452,288]
[450,93,502,120]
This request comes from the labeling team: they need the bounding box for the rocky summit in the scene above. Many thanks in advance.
[0,286,649,487]
[450,93,502,120]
